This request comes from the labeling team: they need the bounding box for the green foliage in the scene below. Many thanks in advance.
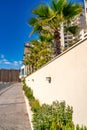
[32,5,50,18]
[30,99,40,112]
[65,26,80,36]
[22,81,40,112]
[76,124,87,130]
[23,30,53,73]
[23,83,27,91]
[76,124,80,130]
[33,101,74,130]
[33,104,52,130]
[22,80,27,91]
[25,87,34,100]
[22,81,34,100]
[63,1,82,20]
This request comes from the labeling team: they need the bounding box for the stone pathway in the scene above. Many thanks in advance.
[0,83,31,130]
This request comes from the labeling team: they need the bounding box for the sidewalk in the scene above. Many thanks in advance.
[0,83,32,130]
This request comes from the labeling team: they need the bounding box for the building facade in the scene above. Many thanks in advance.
[60,0,87,49]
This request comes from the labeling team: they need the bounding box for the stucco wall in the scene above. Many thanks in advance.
[25,38,87,126]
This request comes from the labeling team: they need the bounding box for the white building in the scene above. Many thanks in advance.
[19,42,31,79]
[60,0,87,50]
[84,0,87,24]
[19,65,27,79]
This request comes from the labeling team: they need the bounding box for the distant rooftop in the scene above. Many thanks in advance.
[24,42,31,48]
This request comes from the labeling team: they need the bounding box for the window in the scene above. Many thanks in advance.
[86,8,87,13]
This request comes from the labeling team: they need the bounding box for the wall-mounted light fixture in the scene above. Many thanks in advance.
[32,79,34,82]
[46,77,51,83]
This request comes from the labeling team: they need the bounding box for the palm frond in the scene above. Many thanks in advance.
[51,0,66,13]
[65,25,80,35]
[63,2,82,20]
[47,6,55,18]
[39,29,53,42]
[29,17,38,26]
[32,4,49,18]
[30,24,42,36]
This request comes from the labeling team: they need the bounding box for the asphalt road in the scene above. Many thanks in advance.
[0,82,13,91]
[0,83,31,130]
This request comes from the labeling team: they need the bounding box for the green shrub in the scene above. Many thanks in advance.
[33,101,74,130]
[22,79,25,84]
[25,87,35,100]
[23,84,27,91]
[22,80,27,91]
[22,81,34,100]
[76,124,87,130]
[30,99,40,112]
[76,124,80,130]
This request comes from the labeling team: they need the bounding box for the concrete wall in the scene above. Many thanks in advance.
[25,38,87,126]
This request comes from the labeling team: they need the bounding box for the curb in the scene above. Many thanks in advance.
[23,91,34,130]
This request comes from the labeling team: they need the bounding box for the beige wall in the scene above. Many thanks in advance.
[26,38,87,126]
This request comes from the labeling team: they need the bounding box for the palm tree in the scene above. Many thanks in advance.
[23,33,53,73]
[29,0,82,56]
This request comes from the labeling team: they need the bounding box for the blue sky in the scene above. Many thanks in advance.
[0,0,84,69]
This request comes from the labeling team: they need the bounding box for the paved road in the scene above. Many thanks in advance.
[0,83,31,130]
[0,83,13,91]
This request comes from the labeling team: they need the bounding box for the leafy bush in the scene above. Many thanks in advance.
[22,80,27,91]
[76,124,87,130]
[33,104,51,130]
[22,81,40,112]
[33,101,74,130]
[23,83,27,91]
[30,99,40,112]
[25,87,35,100]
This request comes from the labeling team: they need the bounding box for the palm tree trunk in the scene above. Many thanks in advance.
[54,29,61,56]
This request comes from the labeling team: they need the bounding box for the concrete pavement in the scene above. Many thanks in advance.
[0,83,31,130]
[0,82,13,91]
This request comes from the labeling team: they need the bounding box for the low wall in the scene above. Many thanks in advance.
[25,38,87,126]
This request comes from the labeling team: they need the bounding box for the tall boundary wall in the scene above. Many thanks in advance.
[0,69,20,82]
[25,38,87,126]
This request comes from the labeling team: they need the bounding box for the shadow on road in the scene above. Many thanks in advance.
[0,83,15,96]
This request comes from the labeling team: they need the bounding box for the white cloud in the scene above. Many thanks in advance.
[1,54,4,59]
[0,54,22,68]
[1,57,11,65]
[19,61,22,65]
[2,58,8,62]
[0,54,6,63]
[12,61,22,66]
[13,61,18,66]
[4,61,11,65]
